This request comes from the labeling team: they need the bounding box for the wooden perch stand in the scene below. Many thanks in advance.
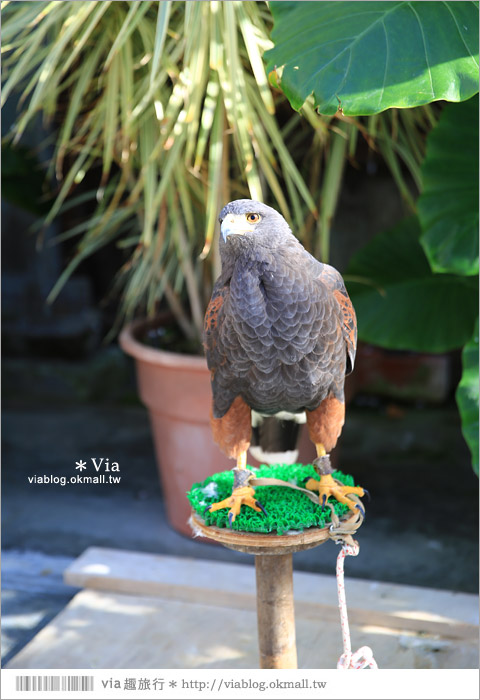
[255,553,297,668]
[190,511,343,669]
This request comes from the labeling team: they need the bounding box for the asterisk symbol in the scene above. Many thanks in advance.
[75,460,87,471]
[169,681,177,688]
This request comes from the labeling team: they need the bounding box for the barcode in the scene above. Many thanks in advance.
[15,676,94,692]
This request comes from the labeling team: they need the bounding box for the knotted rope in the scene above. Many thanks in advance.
[334,540,378,669]
[324,499,378,670]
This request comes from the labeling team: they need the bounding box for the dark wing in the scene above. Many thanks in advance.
[318,263,357,375]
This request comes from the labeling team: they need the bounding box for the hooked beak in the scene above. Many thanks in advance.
[221,215,249,242]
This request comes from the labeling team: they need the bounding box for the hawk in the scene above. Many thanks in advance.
[204,199,365,525]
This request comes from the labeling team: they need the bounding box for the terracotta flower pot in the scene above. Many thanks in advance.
[120,317,356,537]
[119,318,227,537]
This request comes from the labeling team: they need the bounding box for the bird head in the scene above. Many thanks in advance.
[218,199,292,251]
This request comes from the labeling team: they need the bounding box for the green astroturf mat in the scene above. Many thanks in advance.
[188,463,358,535]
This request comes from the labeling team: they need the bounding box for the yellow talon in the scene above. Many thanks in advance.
[306,473,365,513]
[205,481,267,526]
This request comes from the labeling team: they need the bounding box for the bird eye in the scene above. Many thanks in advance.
[246,213,260,224]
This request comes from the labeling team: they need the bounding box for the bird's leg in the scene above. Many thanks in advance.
[204,450,267,526]
[237,450,247,470]
[304,443,366,515]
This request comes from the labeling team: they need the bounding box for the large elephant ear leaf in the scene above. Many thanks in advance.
[345,217,479,352]
[266,1,479,114]
[456,318,479,476]
[418,96,479,277]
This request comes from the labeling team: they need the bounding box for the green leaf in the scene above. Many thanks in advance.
[418,96,479,276]
[150,0,171,89]
[456,318,479,475]
[203,89,224,258]
[346,217,479,352]
[316,126,349,262]
[266,1,479,114]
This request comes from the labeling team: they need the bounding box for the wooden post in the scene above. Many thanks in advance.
[255,553,297,669]
[190,511,360,668]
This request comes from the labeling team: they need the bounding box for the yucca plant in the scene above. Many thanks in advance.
[2,0,431,350]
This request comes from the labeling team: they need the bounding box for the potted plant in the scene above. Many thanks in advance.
[5,1,472,537]
[2,1,321,535]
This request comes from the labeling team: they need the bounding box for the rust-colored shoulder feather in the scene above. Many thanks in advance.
[318,264,357,374]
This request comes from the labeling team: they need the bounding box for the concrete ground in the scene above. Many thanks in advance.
[2,354,478,666]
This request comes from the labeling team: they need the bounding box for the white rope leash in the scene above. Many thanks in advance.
[335,540,378,670]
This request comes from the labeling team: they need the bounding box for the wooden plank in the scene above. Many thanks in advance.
[6,588,479,670]
[64,547,479,641]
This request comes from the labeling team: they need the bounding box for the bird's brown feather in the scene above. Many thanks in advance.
[306,393,345,453]
[204,285,228,335]
[318,264,357,374]
[210,395,251,458]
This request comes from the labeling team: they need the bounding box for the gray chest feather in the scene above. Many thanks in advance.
[215,250,345,415]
